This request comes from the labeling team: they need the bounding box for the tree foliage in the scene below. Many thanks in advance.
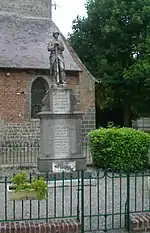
[69,0,150,125]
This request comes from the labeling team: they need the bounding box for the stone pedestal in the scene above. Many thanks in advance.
[37,86,86,173]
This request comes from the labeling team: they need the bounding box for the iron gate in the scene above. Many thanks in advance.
[78,169,150,232]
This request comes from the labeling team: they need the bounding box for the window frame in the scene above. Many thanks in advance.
[26,76,51,121]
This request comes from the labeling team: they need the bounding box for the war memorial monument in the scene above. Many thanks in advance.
[36,31,86,173]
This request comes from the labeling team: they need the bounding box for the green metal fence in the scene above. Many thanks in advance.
[0,172,82,222]
[82,169,150,232]
[0,169,150,232]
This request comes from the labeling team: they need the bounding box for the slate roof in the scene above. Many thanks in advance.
[0,13,81,71]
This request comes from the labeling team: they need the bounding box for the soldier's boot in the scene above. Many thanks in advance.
[60,71,67,84]
[54,71,60,84]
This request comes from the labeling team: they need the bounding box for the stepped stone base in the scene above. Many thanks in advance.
[37,156,86,173]
[33,168,96,180]
[37,87,86,173]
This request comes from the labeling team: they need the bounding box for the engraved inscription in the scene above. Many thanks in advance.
[53,119,70,156]
[52,91,70,113]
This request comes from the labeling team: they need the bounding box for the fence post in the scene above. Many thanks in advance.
[81,170,84,233]
[77,171,80,222]
[126,170,130,232]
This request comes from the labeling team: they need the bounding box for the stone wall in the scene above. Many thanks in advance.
[1,120,40,143]
[82,105,96,142]
[0,70,96,143]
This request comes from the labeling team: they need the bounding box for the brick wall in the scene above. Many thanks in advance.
[0,70,29,122]
[130,213,150,232]
[0,69,96,143]
[0,220,81,233]
[1,120,40,142]
[79,71,95,141]
[63,37,96,141]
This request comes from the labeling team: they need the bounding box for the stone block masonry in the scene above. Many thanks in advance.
[81,105,96,142]
[0,120,40,143]
[0,220,81,233]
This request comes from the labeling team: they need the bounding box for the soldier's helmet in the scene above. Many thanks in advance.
[53,31,59,37]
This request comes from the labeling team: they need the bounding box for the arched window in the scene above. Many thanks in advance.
[31,77,49,118]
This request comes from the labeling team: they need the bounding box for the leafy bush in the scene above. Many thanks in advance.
[10,171,48,200]
[88,127,150,171]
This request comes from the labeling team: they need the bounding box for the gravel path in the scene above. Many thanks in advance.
[0,169,149,232]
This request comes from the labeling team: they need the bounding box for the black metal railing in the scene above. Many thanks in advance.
[0,142,39,168]
[0,142,92,168]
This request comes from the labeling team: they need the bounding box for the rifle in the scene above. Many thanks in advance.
[55,42,60,84]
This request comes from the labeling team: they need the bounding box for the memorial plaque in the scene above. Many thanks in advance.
[53,118,70,156]
[52,161,76,172]
[52,90,70,113]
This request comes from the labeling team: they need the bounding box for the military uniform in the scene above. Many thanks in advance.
[47,32,66,84]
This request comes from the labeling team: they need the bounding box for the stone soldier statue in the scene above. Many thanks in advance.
[48,31,66,84]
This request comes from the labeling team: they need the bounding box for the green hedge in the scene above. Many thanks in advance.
[88,127,150,171]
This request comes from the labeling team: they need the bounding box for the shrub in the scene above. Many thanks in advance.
[88,127,150,171]
[10,171,48,200]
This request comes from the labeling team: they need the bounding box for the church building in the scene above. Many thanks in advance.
[0,0,96,143]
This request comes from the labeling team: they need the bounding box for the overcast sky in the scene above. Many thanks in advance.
[53,0,87,37]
